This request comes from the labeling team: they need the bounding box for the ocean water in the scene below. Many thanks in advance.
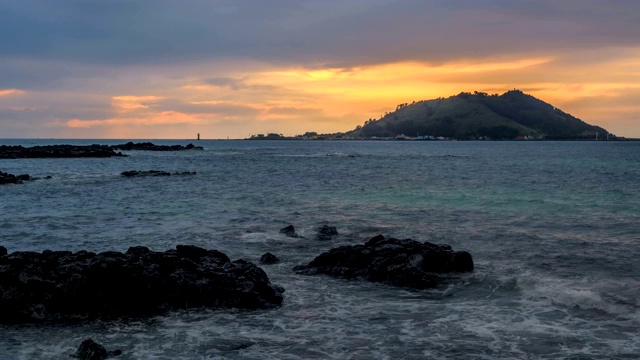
[0,139,639,359]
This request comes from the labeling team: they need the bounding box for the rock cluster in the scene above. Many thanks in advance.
[0,145,125,159]
[110,142,203,151]
[0,245,283,323]
[0,171,30,184]
[294,235,474,289]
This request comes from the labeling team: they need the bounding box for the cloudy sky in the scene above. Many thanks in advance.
[1,0,639,139]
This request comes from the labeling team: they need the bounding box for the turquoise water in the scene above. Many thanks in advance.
[1,140,639,359]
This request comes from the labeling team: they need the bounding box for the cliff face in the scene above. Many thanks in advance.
[348,90,609,139]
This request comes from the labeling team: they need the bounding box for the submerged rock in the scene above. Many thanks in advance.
[316,225,339,241]
[74,338,121,360]
[0,144,125,159]
[279,225,300,238]
[111,142,203,151]
[0,245,283,323]
[260,252,280,265]
[294,235,473,289]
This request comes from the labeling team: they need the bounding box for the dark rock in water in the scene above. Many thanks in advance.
[0,172,33,184]
[316,225,338,241]
[75,338,107,360]
[293,235,474,289]
[0,246,7,256]
[0,144,125,159]
[0,245,283,323]
[111,142,203,151]
[0,171,20,184]
[279,225,300,238]
[120,170,196,177]
[74,338,110,360]
[74,338,122,359]
[0,172,42,184]
[121,170,170,177]
[260,252,280,265]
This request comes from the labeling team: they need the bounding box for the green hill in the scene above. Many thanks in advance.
[347,90,610,140]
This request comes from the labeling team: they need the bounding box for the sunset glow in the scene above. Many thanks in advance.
[1,1,639,138]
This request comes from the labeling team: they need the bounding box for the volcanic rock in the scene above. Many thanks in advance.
[316,225,338,241]
[0,245,283,323]
[74,338,121,360]
[260,252,280,265]
[110,142,203,151]
[0,172,34,184]
[121,170,170,177]
[279,225,300,238]
[0,171,20,184]
[294,235,474,289]
[0,145,125,159]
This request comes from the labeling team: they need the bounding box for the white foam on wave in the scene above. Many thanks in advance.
[414,261,640,359]
[519,274,640,323]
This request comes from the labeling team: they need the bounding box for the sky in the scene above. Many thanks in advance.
[1,0,640,139]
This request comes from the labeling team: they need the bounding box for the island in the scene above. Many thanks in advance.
[246,90,618,141]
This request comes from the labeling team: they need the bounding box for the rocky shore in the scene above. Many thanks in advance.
[0,227,474,326]
[294,234,474,289]
[0,144,125,159]
[110,142,203,151]
[0,245,283,323]
[0,142,203,159]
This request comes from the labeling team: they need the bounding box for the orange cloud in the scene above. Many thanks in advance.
[111,95,164,112]
[0,89,26,97]
[64,111,208,128]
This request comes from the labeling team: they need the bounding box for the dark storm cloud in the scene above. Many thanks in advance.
[2,0,640,72]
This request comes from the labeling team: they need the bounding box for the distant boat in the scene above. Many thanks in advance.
[197,133,200,140]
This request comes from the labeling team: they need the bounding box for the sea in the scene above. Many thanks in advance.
[0,139,639,359]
